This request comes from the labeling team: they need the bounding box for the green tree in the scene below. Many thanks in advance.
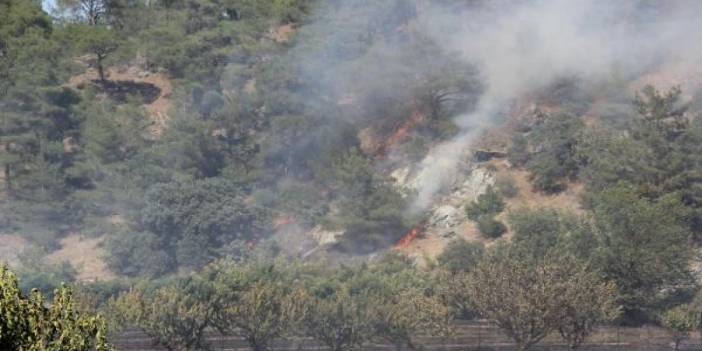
[462,246,613,351]
[557,262,620,350]
[465,186,504,220]
[140,178,269,269]
[212,263,305,351]
[0,265,111,351]
[437,238,485,274]
[526,112,584,192]
[660,305,699,351]
[591,185,693,322]
[300,288,374,351]
[107,276,218,351]
[78,25,119,81]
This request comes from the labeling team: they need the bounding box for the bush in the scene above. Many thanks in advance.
[496,175,518,198]
[438,239,485,273]
[104,230,173,277]
[466,186,505,220]
[476,216,507,239]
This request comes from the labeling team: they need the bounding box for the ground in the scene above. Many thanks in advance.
[45,233,115,281]
[0,234,29,267]
[69,65,173,136]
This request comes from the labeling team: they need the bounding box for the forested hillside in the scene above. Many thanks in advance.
[3,1,702,349]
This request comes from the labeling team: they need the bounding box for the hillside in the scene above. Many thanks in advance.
[3,2,702,348]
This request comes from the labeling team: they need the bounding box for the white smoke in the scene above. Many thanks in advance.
[410,0,702,211]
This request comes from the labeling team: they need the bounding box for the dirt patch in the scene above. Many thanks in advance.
[0,234,29,267]
[491,159,584,215]
[45,234,115,282]
[69,66,173,136]
[269,23,296,43]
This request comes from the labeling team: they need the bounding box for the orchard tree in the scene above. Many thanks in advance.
[371,288,452,351]
[557,263,620,349]
[0,265,111,351]
[463,247,617,351]
[300,287,374,351]
[106,277,218,351]
[661,305,699,351]
[213,263,306,351]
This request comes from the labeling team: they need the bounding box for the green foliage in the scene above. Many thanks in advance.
[465,186,505,220]
[461,247,618,351]
[0,265,111,351]
[466,186,506,238]
[139,178,270,269]
[579,86,702,235]
[590,184,693,322]
[496,174,518,198]
[437,238,485,274]
[660,305,699,351]
[106,275,217,351]
[75,25,120,80]
[104,230,173,277]
[322,149,409,252]
[475,216,507,239]
[212,262,306,351]
[526,112,584,192]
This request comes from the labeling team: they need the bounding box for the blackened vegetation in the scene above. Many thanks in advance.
[90,79,161,104]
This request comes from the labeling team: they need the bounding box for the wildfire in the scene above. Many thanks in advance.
[394,222,425,249]
[376,110,426,157]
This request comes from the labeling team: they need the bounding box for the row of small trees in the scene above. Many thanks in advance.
[102,243,620,351]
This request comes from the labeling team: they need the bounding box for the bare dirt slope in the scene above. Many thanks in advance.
[45,233,115,281]
[399,159,583,262]
[0,234,29,267]
[69,66,173,136]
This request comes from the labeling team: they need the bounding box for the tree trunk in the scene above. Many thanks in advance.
[4,164,11,196]
[97,57,105,81]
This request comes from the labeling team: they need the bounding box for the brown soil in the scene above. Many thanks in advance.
[492,160,584,215]
[0,234,29,267]
[400,159,583,262]
[269,24,296,43]
[45,234,116,282]
[69,66,173,136]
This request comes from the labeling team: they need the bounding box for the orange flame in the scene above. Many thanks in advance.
[394,222,424,249]
[376,111,426,158]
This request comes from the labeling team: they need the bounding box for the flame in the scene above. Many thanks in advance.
[376,110,426,157]
[394,222,424,249]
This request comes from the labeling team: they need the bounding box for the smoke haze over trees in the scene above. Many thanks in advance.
[4,0,702,348]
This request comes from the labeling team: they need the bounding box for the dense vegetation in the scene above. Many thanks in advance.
[3,0,702,350]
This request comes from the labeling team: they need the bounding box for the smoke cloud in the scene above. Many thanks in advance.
[410,0,702,211]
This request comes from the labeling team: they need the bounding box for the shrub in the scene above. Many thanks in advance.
[438,239,485,273]
[465,186,505,220]
[476,216,507,239]
[496,175,518,198]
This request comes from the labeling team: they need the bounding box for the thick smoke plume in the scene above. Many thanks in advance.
[411,0,702,211]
